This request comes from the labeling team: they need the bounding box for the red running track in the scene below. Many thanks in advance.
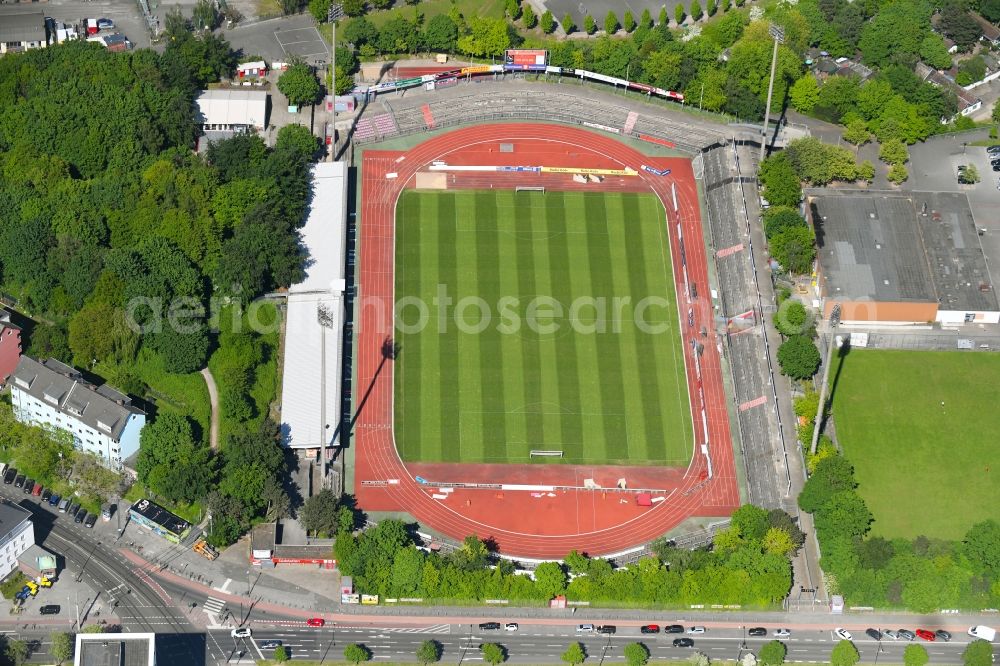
[356,124,739,559]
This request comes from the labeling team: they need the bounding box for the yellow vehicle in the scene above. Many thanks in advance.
[25,581,38,596]
[37,577,52,588]
[192,539,219,561]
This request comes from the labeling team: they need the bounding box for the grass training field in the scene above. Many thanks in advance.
[393,190,692,466]
[831,349,1000,540]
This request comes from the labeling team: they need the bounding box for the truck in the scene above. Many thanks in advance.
[968,626,996,641]
[192,539,219,561]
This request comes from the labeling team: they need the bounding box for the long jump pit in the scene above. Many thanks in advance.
[353,123,739,559]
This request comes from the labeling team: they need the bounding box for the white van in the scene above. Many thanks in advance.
[576,624,594,633]
[968,626,996,641]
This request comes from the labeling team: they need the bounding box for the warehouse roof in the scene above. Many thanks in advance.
[195,89,268,128]
[0,6,45,44]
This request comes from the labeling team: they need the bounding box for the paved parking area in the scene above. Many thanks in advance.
[909,132,1000,296]
[275,25,327,61]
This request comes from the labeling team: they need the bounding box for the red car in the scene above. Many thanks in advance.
[307,618,325,627]
[916,629,936,642]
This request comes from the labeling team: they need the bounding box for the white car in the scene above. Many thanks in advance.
[883,630,899,641]
[834,628,852,641]
[687,626,706,635]
[505,623,519,632]
[231,627,252,638]
[774,629,791,638]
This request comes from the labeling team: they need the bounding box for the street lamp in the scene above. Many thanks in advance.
[759,24,785,162]
[810,303,841,455]
[328,3,345,159]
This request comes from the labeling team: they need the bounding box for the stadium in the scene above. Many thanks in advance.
[349,51,779,559]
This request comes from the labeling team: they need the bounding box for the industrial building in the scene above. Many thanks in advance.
[810,191,999,325]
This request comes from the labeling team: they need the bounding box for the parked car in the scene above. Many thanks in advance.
[641,625,660,634]
[935,630,952,642]
[866,629,883,641]
[41,489,51,502]
[31,484,42,497]
[49,493,61,507]
[835,628,852,640]
[74,510,86,524]
[673,638,695,648]
[2,468,16,484]
[231,627,251,638]
[39,605,60,615]
[261,640,282,649]
[58,499,69,512]
[898,629,916,641]
[22,479,34,494]
[916,629,936,642]
[67,502,79,517]
[749,628,767,637]
[479,622,501,631]
[96,18,114,29]
[687,627,706,635]
[84,513,97,528]
[774,629,791,638]
[504,623,518,632]
[306,618,325,627]
[665,625,685,634]
[576,625,595,634]
[597,626,616,635]
[883,630,899,640]
[14,475,25,488]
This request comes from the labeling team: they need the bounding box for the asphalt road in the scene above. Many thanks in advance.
[203,623,994,664]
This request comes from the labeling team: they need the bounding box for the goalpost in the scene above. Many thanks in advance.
[530,450,563,458]
[515,186,545,193]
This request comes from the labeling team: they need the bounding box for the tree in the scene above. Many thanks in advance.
[842,119,871,147]
[770,226,816,275]
[758,154,802,207]
[343,17,378,46]
[857,160,875,183]
[540,10,555,33]
[301,489,342,536]
[274,645,290,662]
[5,639,28,666]
[814,490,873,541]
[561,13,575,33]
[983,0,1000,22]
[759,640,786,666]
[888,163,908,184]
[623,10,636,32]
[534,561,567,598]
[585,15,597,34]
[424,14,459,52]
[879,138,908,166]
[777,335,821,379]
[523,4,537,28]
[50,632,73,665]
[689,652,711,666]
[68,303,138,367]
[904,644,929,666]
[605,11,619,34]
[920,34,954,70]
[481,643,507,665]
[941,3,982,51]
[763,527,796,556]
[790,75,820,113]
[562,643,587,665]
[457,17,511,57]
[276,124,319,161]
[659,6,668,25]
[830,640,859,666]
[504,0,521,20]
[773,299,809,335]
[417,640,442,665]
[624,643,650,666]
[690,0,703,21]
[964,520,1000,572]
[966,163,981,184]
[344,644,372,665]
[675,3,686,24]
[192,0,219,30]
[799,455,856,512]
[707,0,717,16]
[277,63,321,107]
[963,639,994,666]
[150,323,211,374]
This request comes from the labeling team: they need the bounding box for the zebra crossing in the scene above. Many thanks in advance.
[203,597,226,615]
[378,624,451,634]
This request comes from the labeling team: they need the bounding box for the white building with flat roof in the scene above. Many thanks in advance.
[0,502,34,582]
[195,89,268,132]
[280,161,348,450]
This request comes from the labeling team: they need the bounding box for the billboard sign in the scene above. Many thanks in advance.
[361,594,380,605]
[505,49,548,67]
[342,593,361,604]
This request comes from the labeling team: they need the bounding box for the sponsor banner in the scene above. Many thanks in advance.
[582,121,621,134]
[638,134,677,148]
[641,165,672,176]
[399,598,424,603]
[505,64,548,71]
[505,49,548,66]
[498,165,543,172]
[485,599,509,604]
[361,594,380,605]
[342,594,361,604]
[460,65,493,75]
[629,82,655,93]
[542,166,639,176]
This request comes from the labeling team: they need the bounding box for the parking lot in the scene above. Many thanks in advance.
[908,131,1000,294]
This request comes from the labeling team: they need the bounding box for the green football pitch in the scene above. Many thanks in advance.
[392,189,693,466]
[831,349,1000,540]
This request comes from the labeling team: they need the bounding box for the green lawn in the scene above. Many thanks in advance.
[393,190,692,466]
[359,0,504,29]
[831,349,1000,540]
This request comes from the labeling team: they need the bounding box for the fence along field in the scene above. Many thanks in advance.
[393,189,693,466]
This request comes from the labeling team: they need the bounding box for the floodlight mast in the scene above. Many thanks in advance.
[810,303,841,455]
